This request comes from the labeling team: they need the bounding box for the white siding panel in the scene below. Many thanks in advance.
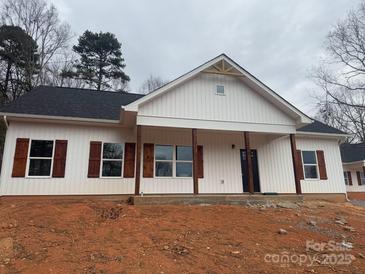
[344,168,365,193]
[139,73,295,127]
[198,131,244,194]
[255,135,296,193]
[140,127,194,194]
[297,137,346,194]
[0,121,135,195]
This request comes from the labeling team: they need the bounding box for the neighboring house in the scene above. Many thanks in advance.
[341,142,365,193]
[0,54,348,197]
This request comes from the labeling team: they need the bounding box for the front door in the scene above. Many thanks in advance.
[240,149,261,193]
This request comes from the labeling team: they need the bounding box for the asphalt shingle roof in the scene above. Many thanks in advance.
[340,142,365,163]
[0,86,144,120]
[297,120,346,135]
[0,86,349,137]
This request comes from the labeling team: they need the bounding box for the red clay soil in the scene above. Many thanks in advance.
[0,198,365,274]
[347,192,365,200]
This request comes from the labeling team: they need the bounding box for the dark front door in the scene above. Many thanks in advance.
[240,149,260,193]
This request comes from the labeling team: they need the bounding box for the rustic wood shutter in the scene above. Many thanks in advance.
[88,141,102,178]
[316,150,328,180]
[348,171,353,186]
[357,171,362,186]
[197,145,204,178]
[143,143,154,178]
[295,150,304,180]
[52,140,68,177]
[123,143,136,178]
[12,138,29,177]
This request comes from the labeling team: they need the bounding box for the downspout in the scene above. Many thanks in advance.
[0,115,8,197]
[3,115,8,129]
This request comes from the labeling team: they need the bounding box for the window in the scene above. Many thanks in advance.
[344,172,349,185]
[216,85,225,95]
[101,143,124,177]
[155,145,193,177]
[302,151,318,179]
[155,145,173,177]
[176,146,193,177]
[360,172,365,185]
[28,140,54,176]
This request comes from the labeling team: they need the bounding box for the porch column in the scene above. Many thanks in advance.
[192,128,199,194]
[135,125,142,195]
[244,132,254,194]
[289,134,302,195]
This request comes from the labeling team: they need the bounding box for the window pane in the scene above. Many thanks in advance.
[176,146,192,161]
[102,161,122,177]
[155,145,173,160]
[176,162,192,177]
[103,143,123,159]
[28,159,52,176]
[30,140,53,157]
[155,161,172,177]
[302,151,316,164]
[304,165,318,179]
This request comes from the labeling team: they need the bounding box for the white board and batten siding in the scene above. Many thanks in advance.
[137,73,297,134]
[0,122,346,195]
[343,163,365,192]
[296,137,346,194]
[0,121,135,195]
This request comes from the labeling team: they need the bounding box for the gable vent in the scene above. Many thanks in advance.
[216,85,225,95]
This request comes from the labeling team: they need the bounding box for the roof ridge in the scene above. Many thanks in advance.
[37,85,144,96]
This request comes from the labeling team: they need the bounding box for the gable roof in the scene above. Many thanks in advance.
[0,86,144,121]
[297,120,347,135]
[340,142,365,163]
[124,53,312,125]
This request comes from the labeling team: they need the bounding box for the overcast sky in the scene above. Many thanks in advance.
[52,0,361,115]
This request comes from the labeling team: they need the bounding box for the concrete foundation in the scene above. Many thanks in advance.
[130,194,304,205]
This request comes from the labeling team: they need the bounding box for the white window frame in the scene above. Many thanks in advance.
[360,171,365,185]
[216,84,225,96]
[175,145,193,178]
[154,144,193,178]
[344,171,349,185]
[301,150,319,180]
[26,139,55,178]
[100,142,124,179]
[154,144,174,178]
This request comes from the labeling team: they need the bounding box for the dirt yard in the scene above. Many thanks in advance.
[0,198,364,274]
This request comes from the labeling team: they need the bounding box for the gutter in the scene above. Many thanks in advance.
[296,131,350,139]
[0,112,120,125]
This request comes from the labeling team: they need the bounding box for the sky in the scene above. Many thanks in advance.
[52,0,361,115]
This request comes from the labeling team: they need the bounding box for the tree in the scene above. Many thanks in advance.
[139,75,167,94]
[44,51,85,89]
[313,1,365,142]
[72,30,130,91]
[1,0,72,86]
[0,25,39,103]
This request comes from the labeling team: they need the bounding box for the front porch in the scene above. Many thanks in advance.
[134,126,302,196]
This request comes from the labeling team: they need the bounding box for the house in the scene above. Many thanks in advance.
[341,142,365,193]
[0,54,348,200]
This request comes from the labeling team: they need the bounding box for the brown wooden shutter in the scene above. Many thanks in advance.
[197,145,204,178]
[357,171,362,186]
[52,140,68,178]
[296,150,304,180]
[348,171,353,185]
[88,141,102,178]
[143,143,154,178]
[123,143,136,178]
[316,150,328,180]
[12,138,29,177]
